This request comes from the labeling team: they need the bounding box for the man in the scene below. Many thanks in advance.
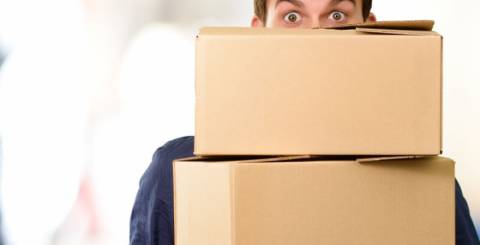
[130,0,480,244]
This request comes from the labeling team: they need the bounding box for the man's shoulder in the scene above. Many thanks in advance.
[152,136,195,160]
[141,136,195,183]
[131,136,195,244]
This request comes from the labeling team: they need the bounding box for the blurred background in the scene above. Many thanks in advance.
[0,0,478,244]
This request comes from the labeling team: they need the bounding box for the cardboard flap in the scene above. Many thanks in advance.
[243,155,314,163]
[174,156,275,163]
[175,156,204,162]
[356,155,426,163]
[355,27,439,36]
[330,20,434,31]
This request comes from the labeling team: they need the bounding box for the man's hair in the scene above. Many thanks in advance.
[254,0,373,23]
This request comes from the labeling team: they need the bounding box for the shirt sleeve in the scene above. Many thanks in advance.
[455,179,480,245]
[130,136,194,245]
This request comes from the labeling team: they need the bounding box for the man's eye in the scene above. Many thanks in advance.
[283,12,302,23]
[329,11,347,22]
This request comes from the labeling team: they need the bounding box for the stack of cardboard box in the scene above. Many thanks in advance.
[174,20,455,245]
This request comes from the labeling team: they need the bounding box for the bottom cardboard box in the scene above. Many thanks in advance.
[174,156,454,245]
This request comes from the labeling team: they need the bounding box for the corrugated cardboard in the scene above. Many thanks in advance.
[174,156,455,245]
[330,20,435,30]
[195,21,442,156]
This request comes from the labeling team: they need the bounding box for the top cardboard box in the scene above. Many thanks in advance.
[195,20,442,156]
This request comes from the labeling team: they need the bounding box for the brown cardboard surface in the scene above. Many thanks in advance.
[195,26,442,155]
[174,156,455,245]
[331,20,435,30]
[355,27,439,36]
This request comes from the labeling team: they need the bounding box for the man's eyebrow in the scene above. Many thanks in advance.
[330,0,356,6]
[275,0,305,8]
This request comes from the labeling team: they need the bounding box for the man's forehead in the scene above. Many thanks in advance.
[270,0,359,7]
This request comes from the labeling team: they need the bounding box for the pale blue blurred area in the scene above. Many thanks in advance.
[0,140,4,245]
[0,49,5,66]
[1,46,7,245]
[477,224,480,243]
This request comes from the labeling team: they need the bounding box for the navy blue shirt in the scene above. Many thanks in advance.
[130,136,480,245]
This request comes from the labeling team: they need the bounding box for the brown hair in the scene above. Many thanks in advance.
[254,0,373,23]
